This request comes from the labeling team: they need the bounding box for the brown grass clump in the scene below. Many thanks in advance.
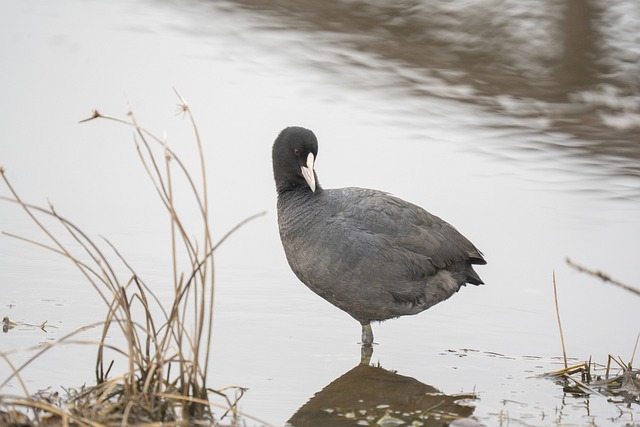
[544,352,640,406]
[545,271,639,407]
[0,90,268,426]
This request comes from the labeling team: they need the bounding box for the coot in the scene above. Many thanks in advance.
[272,126,485,345]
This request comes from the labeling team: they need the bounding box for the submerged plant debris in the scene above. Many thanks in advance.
[544,357,640,407]
[547,270,640,410]
[2,316,52,333]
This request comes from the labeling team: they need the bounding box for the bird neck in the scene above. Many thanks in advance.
[275,177,323,197]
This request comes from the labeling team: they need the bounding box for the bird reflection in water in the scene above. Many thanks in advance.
[288,353,478,427]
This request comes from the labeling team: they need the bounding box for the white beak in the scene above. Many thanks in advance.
[300,152,316,192]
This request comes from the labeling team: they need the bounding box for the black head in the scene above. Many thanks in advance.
[272,126,320,195]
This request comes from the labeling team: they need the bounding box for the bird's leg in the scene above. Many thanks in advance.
[360,323,374,364]
[361,322,373,346]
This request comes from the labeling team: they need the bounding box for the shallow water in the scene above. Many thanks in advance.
[1,0,639,425]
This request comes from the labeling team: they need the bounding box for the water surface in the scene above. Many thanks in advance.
[1,0,639,425]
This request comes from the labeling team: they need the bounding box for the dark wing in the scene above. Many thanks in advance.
[330,187,485,283]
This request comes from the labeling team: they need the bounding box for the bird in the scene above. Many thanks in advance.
[272,126,485,346]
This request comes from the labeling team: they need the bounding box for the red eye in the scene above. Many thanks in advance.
[293,148,300,156]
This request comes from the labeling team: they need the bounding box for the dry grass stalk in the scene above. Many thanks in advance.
[545,274,640,407]
[0,91,268,425]
[552,270,568,369]
[566,257,640,296]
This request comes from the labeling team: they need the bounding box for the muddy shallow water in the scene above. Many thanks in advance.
[1,0,639,425]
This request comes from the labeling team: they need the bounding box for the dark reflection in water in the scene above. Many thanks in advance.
[288,362,476,427]
[222,0,640,185]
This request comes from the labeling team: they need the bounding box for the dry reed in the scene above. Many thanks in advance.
[545,272,639,407]
[0,90,268,426]
[566,257,640,297]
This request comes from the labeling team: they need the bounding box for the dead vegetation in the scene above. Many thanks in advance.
[0,90,268,426]
[545,270,640,408]
[566,257,640,297]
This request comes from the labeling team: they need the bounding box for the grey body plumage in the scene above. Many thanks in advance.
[272,126,485,346]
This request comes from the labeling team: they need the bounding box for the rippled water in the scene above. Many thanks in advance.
[1,0,639,425]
